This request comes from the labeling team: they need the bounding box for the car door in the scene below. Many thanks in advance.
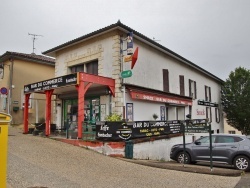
[191,135,216,161]
[213,135,240,163]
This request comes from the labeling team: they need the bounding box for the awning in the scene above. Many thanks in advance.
[126,84,192,106]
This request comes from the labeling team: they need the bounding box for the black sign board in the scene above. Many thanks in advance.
[24,73,78,93]
[96,120,182,141]
[198,100,218,107]
[185,119,209,133]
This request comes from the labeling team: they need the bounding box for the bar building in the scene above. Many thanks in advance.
[23,21,224,138]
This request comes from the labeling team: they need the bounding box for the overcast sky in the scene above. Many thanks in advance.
[1,0,250,80]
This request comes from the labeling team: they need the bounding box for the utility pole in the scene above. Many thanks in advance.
[28,33,43,54]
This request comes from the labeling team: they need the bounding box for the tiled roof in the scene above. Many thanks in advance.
[0,51,55,65]
[42,20,223,83]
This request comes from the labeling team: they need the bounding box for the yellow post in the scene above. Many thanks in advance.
[0,112,12,188]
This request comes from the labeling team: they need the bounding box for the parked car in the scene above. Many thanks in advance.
[170,134,250,171]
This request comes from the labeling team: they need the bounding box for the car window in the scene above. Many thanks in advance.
[234,136,243,142]
[216,136,237,143]
[196,136,216,143]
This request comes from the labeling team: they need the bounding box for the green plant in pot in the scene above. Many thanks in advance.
[105,113,122,121]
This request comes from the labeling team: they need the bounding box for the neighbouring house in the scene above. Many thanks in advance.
[223,113,242,134]
[0,51,55,124]
[22,21,224,160]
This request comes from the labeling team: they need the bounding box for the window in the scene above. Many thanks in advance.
[228,130,236,134]
[0,67,3,79]
[216,136,235,143]
[163,69,169,92]
[215,108,220,123]
[206,107,212,122]
[179,75,185,96]
[197,136,216,144]
[86,60,98,75]
[205,85,211,102]
[189,79,196,99]
[71,64,84,73]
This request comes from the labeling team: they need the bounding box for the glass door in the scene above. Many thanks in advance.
[84,97,100,131]
[63,99,78,138]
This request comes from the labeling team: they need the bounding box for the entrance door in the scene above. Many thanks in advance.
[84,97,100,128]
[63,97,100,139]
[63,99,78,131]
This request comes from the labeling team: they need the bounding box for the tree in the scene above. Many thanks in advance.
[221,67,250,135]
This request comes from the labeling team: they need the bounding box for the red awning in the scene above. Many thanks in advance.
[127,86,192,106]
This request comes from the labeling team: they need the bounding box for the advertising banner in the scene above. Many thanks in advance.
[96,120,182,141]
[127,32,133,55]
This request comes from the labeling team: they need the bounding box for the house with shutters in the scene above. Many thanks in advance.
[0,51,55,124]
[22,21,224,141]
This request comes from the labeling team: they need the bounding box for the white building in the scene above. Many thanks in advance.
[23,21,223,139]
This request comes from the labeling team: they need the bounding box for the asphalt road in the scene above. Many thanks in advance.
[7,126,241,188]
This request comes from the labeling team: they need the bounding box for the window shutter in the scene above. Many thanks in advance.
[189,79,192,97]
[179,75,185,96]
[194,81,197,99]
[205,86,208,101]
[210,107,212,122]
[209,87,211,102]
[163,69,169,92]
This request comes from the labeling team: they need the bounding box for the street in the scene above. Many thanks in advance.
[7,126,241,188]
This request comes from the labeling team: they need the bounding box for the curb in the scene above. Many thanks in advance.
[119,158,243,177]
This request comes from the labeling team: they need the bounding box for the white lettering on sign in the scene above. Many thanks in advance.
[97,132,112,137]
[143,95,154,100]
[66,77,76,83]
[133,122,143,128]
[131,91,192,106]
[100,125,109,131]
[43,77,63,86]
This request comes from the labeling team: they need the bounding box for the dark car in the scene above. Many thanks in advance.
[170,134,250,171]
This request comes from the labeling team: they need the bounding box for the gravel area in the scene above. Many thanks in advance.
[7,126,241,188]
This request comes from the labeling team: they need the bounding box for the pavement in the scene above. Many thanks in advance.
[120,158,250,188]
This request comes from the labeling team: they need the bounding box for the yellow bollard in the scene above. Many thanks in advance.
[0,112,12,188]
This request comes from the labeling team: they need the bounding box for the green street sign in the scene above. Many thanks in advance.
[121,70,132,78]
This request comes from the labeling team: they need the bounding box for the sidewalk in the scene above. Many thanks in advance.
[119,158,243,177]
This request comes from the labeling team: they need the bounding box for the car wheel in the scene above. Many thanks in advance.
[176,152,190,164]
[233,155,250,171]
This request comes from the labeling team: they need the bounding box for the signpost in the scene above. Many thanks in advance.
[181,119,213,171]
[120,70,132,78]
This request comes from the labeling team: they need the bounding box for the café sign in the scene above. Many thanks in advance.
[24,73,78,93]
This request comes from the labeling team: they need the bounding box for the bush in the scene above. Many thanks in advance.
[105,113,122,121]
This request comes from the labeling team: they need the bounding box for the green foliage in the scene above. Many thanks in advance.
[152,113,158,120]
[221,67,250,135]
[105,113,122,121]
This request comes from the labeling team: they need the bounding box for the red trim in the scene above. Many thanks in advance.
[79,73,115,97]
[129,90,192,106]
[23,93,31,134]
[45,90,54,136]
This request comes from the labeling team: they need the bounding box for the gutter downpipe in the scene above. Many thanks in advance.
[8,58,14,118]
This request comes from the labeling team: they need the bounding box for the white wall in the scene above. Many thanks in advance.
[123,39,223,132]
[133,135,193,161]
